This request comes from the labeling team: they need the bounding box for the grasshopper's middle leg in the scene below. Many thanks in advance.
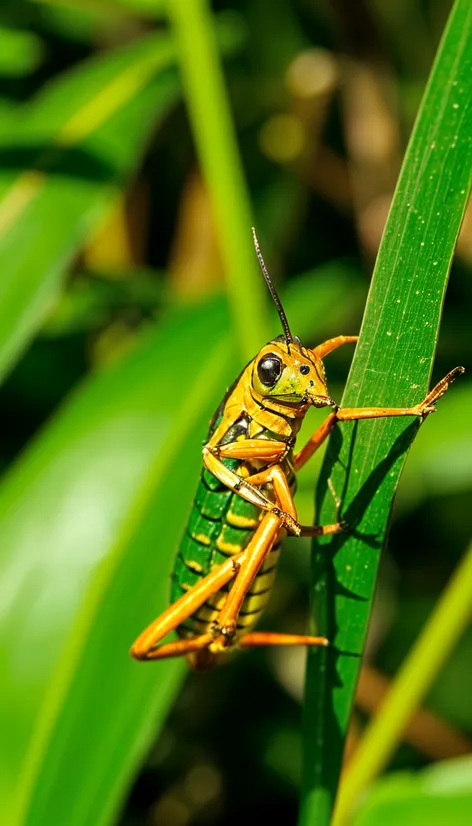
[207,442,345,537]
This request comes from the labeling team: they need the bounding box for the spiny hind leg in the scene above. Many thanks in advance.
[130,553,243,661]
[211,474,344,644]
[210,511,284,647]
[209,468,300,644]
[139,633,214,661]
[211,465,301,644]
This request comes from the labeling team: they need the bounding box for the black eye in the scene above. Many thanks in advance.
[300,364,310,375]
[257,354,283,387]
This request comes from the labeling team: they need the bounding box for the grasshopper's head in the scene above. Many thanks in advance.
[251,337,334,409]
[251,229,334,411]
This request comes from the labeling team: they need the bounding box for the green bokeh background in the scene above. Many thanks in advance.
[0,2,471,825]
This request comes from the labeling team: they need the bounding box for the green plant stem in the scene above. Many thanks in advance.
[333,540,472,826]
[166,0,269,359]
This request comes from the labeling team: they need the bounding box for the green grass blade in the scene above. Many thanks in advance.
[0,32,179,384]
[167,0,269,358]
[300,2,472,824]
[0,300,236,826]
[336,541,472,824]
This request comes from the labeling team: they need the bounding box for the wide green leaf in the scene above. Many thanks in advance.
[300,2,472,824]
[0,299,235,826]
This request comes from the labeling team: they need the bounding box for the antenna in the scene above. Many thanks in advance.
[252,227,293,345]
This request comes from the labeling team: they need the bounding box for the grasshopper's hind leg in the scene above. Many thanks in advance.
[212,466,345,645]
[139,634,214,661]
[211,511,283,646]
[138,510,285,661]
[130,553,242,661]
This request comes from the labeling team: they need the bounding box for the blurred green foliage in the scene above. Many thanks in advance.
[352,754,472,826]
[0,1,470,826]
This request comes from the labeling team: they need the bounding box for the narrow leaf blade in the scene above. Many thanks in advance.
[300,2,472,823]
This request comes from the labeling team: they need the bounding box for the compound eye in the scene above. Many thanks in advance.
[257,354,283,387]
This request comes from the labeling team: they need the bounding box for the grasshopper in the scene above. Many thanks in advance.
[131,230,463,669]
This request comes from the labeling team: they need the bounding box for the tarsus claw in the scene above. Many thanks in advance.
[418,366,465,418]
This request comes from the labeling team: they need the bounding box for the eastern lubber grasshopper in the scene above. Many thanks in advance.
[131,230,463,670]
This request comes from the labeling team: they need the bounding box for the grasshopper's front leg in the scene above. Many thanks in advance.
[295,366,464,470]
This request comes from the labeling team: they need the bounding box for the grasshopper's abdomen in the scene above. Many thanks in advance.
[170,460,281,640]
